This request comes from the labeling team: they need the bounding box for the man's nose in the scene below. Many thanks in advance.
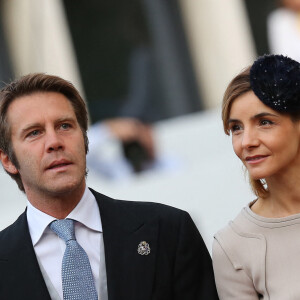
[46,130,65,152]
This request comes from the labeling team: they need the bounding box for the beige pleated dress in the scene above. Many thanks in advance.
[213,202,300,300]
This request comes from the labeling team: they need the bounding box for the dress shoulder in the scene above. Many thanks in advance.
[213,209,265,272]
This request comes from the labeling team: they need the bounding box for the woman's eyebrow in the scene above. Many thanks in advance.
[227,118,239,125]
[228,112,279,125]
[251,112,279,120]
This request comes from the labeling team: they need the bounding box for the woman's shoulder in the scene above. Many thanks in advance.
[214,205,257,240]
[213,206,266,270]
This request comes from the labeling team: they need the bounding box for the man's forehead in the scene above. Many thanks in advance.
[8,92,74,113]
[7,92,76,130]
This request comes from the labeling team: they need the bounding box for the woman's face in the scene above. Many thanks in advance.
[228,91,300,180]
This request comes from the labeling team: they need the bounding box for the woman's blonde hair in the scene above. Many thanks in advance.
[222,66,269,199]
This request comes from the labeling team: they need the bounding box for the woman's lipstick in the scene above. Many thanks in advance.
[245,155,268,165]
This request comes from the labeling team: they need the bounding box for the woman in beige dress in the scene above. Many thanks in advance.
[213,54,300,299]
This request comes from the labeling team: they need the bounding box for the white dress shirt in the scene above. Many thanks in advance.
[26,186,103,300]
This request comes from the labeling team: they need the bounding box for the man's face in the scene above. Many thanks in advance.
[5,92,86,199]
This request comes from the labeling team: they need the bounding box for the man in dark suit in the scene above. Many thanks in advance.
[0,73,218,300]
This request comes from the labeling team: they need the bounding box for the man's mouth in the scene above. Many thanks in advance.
[47,160,72,170]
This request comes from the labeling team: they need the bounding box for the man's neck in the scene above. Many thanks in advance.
[25,182,86,219]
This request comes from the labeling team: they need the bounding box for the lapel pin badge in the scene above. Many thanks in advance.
[137,241,150,255]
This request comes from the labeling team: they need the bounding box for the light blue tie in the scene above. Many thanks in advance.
[50,219,98,300]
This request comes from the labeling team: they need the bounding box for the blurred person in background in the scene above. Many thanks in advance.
[0,73,218,300]
[268,0,300,62]
[213,54,300,299]
[87,117,156,179]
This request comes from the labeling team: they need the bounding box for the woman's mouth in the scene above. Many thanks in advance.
[245,155,269,164]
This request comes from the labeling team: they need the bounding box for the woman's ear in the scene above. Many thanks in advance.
[0,150,18,174]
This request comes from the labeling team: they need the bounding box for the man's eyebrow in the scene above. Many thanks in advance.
[20,117,77,136]
[55,116,77,124]
[20,123,42,136]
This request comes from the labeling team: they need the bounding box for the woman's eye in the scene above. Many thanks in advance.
[260,119,273,126]
[230,124,242,133]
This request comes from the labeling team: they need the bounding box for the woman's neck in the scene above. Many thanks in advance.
[252,171,300,218]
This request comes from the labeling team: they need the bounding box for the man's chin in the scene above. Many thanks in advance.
[48,180,85,196]
[26,178,86,199]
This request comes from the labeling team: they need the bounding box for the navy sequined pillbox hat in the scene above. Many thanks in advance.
[250,54,300,113]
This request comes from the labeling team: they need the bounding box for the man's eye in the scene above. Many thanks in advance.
[61,123,71,130]
[28,130,40,137]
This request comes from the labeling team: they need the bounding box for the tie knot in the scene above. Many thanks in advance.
[50,219,76,243]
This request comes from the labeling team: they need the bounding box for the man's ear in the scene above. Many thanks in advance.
[0,150,18,174]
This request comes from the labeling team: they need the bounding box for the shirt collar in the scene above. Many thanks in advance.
[27,186,102,246]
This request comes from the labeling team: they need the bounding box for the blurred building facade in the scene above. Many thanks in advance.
[0,0,256,122]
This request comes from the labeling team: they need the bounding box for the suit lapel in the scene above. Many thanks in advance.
[0,211,51,299]
[92,189,158,300]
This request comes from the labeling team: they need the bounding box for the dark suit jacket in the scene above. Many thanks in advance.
[0,188,218,300]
